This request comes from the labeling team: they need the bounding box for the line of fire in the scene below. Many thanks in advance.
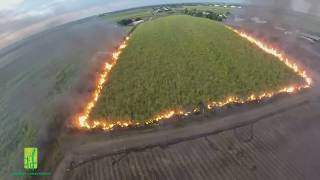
[72,27,313,131]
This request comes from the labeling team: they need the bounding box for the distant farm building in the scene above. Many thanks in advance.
[202,11,210,16]
[131,20,145,26]
[153,6,172,14]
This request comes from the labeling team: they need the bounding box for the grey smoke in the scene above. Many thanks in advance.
[227,0,320,88]
[231,0,320,34]
[245,0,320,16]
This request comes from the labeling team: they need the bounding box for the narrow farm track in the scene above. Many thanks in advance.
[56,85,320,180]
[66,99,320,180]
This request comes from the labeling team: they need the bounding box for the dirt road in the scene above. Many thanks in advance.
[52,83,320,180]
[66,97,320,180]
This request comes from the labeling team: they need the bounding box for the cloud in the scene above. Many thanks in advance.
[0,4,115,49]
[0,0,24,10]
[0,9,53,25]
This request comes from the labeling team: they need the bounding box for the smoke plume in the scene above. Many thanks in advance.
[245,0,320,16]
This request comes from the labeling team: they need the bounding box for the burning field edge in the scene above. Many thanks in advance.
[71,26,313,132]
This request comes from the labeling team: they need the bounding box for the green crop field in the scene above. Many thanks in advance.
[90,15,302,122]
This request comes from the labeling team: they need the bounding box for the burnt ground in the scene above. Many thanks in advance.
[53,17,320,180]
[64,97,320,180]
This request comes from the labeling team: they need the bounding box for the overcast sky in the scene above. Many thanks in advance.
[0,0,244,50]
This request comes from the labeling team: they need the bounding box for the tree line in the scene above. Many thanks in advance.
[183,8,231,21]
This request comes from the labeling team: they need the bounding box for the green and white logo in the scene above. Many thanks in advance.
[12,147,51,177]
[24,147,38,170]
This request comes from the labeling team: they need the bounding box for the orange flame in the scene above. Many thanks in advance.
[226,26,312,88]
[74,37,130,129]
[73,27,312,131]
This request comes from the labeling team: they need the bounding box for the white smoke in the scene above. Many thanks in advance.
[246,0,320,16]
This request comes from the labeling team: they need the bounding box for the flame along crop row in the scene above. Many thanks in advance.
[73,27,312,131]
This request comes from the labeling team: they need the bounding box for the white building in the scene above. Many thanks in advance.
[131,20,144,26]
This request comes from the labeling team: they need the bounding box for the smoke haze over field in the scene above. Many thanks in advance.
[228,1,320,91]
[1,0,319,50]
[0,18,125,177]
[231,0,320,34]
[0,0,241,50]
[245,0,320,16]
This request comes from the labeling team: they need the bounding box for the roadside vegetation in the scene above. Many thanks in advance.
[90,15,302,122]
